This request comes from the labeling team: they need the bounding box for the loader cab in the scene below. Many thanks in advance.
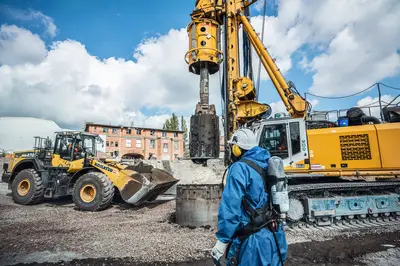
[255,118,309,168]
[53,132,98,163]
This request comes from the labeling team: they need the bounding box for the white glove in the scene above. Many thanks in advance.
[211,240,228,265]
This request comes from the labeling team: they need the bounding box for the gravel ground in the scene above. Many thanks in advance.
[356,248,400,266]
[0,188,216,265]
[1,158,400,265]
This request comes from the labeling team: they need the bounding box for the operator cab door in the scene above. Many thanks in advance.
[257,118,309,168]
[53,134,73,166]
[52,134,84,171]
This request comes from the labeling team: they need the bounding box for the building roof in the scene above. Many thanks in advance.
[0,117,65,152]
[84,122,185,133]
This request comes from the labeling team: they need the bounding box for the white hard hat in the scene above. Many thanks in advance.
[228,128,257,150]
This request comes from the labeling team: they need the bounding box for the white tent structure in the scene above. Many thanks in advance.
[0,117,66,153]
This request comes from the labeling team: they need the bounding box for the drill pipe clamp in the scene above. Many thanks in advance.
[184,47,224,65]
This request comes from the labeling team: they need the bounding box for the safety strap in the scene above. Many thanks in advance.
[240,159,280,190]
[240,159,277,213]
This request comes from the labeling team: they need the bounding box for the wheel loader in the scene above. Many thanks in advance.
[1,131,179,211]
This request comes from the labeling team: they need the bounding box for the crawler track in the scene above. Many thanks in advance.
[286,181,400,228]
[286,216,400,232]
[288,181,400,193]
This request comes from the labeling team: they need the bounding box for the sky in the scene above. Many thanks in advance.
[0,0,399,130]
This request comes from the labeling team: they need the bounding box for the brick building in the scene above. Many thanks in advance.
[84,122,185,161]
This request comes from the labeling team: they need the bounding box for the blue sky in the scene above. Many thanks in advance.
[0,0,195,58]
[0,0,399,129]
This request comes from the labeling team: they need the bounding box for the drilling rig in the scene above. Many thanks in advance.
[185,0,400,227]
[185,14,221,163]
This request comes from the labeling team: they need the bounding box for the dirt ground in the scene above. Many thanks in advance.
[1,158,400,266]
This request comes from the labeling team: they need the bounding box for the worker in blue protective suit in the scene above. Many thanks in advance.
[211,128,288,266]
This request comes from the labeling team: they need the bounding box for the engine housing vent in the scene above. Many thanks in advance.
[340,134,371,160]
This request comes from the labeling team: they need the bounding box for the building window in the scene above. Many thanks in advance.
[150,139,155,149]
[126,139,132,148]
[110,141,114,147]
[150,130,155,136]
[136,139,142,148]
[106,141,109,147]
[136,129,142,135]
[174,141,178,151]
[163,143,168,153]
[162,132,167,137]
[115,141,119,147]
[93,126,97,133]
[103,127,108,133]
[112,128,118,134]
[174,132,178,137]
[127,128,132,134]
[289,122,301,155]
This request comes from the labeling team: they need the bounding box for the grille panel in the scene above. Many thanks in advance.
[340,134,372,160]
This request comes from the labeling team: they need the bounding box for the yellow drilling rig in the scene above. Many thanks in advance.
[185,0,400,226]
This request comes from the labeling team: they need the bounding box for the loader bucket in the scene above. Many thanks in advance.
[118,163,179,206]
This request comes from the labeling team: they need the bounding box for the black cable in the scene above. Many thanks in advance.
[220,166,229,190]
[385,93,400,108]
[305,83,376,99]
[256,0,267,101]
[222,3,230,167]
[379,82,400,91]
[377,83,384,120]
[272,230,284,266]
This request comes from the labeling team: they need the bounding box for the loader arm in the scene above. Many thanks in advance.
[90,159,179,205]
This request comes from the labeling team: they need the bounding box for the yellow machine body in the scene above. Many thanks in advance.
[186,18,222,75]
[188,0,400,225]
[7,150,35,172]
[271,121,400,179]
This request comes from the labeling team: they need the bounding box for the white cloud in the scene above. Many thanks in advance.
[125,110,171,129]
[0,25,47,65]
[267,98,319,118]
[0,26,220,130]
[357,94,399,118]
[2,1,399,131]
[298,53,312,73]
[269,101,287,116]
[2,7,57,37]
[249,0,400,96]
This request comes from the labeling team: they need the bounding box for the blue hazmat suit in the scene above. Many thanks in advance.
[216,146,288,266]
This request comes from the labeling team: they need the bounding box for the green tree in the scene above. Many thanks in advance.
[180,116,189,158]
[171,113,179,130]
[162,119,171,130]
[162,113,179,130]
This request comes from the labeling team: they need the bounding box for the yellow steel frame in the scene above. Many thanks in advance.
[187,0,308,139]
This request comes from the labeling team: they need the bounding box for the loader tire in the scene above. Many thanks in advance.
[73,172,114,211]
[11,169,44,205]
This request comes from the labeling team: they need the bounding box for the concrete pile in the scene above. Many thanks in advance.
[142,159,226,185]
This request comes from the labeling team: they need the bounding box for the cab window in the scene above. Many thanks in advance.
[289,122,301,155]
[82,136,95,157]
[259,124,288,159]
[55,135,74,160]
